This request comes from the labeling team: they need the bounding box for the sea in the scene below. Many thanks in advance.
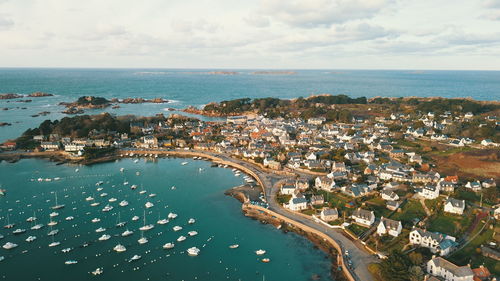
[0,158,331,281]
[0,68,500,280]
[1,68,500,142]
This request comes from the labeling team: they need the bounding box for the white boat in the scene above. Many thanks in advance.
[26,215,37,222]
[145,202,154,209]
[134,159,139,163]
[188,231,198,237]
[139,211,154,231]
[65,216,74,221]
[47,229,59,236]
[188,218,196,224]
[113,244,126,252]
[100,193,108,197]
[123,181,129,186]
[96,181,104,186]
[51,192,65,210]
[138,236,148,245]
[139,190,147,195]
[96,187,103,192]
[119,200,129,207]
[75,168,79,172]
[0,256,4,262]
[167,213,177,219]
[229,244,239,249]
[91,218,101,223]
[85,196,94,201]
[181,162,188,165]
[3,214,14,229]
[95,227,106,233]
[65,260,78,265]
[130,184,137,189]
[172,226,182,232]
[25,236,37,242]
[176,236,186,242]
[171,186,176,190]
[98,234,111,241]
[108,198,117,203]
[131,216,140,221]
[0,234,3,239]
[31,223,43,230]
[120,167,125,172]
[121,229,134,237]
[3,242,18,250]
[13,228,26,235]
[148,193,156,198]
[136,171,140,176]
[255,249,266,255]
[102,204,113,212]
[187,247,200,256]
[90,202,100,207]
[61,248,72,253]
[49,241,60,247]
[116,212,127,227]
[49,212,59,217]
[261,258,270,263]
[91,268,103,275]
[47,220,58,226]
[163,243,175,249]
[129,255,141,262]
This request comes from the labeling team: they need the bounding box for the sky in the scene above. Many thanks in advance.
[1,0,500,69]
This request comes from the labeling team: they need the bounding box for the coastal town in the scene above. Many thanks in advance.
[1,94,499,281]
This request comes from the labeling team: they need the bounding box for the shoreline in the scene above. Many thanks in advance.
[1,149,359,281]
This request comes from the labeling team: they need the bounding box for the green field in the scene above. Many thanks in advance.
[391,200,426,226]
[427,212,473,236]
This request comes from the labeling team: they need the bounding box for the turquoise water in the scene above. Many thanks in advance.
[1,68,500,142]
[0,158,331,281]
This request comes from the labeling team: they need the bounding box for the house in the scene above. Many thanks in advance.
[480,246,500,261]
[315,176,336,192]
[481,139,497,147]
[263,158,281,170]
[472,265,491,281]
[227,116,247,125]
[351,208,375,227]
[418,184,440,200]
[64,143,85,152]
[482,178,496,188]
[142,135,158,148]
[331,161,347,172]
[320,208,339,222]
[494,206,500,220]
[381,190,399,201]
[386,200,401,211]
[295,179,310,191]
[377,217,402,237]
[280,184,296,195]
[305,152,317,161]
[444,198,465,215]
[307,117,326,125]
[438,181,457,193]
[465,181,482,192]
[427,257,473,281]
[310,195,325,206]
[40,141,60,151]
[409,228,457,255]
[285,194,307,211]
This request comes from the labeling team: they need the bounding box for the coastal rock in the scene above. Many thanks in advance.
[252,71,296,75]
[17,99,32,103]
[0,122,12,127]
[60,96,111,109]
[62,107,85,114]
[0,93,23,99]
[119,97,169,104]
[28,92,54,97]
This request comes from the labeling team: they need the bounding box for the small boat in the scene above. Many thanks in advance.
[163,243,175,249]
[131,216,139,221]
[13,228,26,235]
[172,226,182,232]
[85,196,94,201]
[121,230,134,237]
[61,248,72,253]
[96,187,103,192]
[90,202,100,207]
[113,244,126,252]
[187,247,200,256]
[0,189,6,196]
[98,234,111,241]
[171,186,176,190]
[0,256,4,262]
[91,218,101,223]
[123,181,129,186]
[51,192,65,210]
[261,258,270,263]
[3,242,18,250]
[26,216,37,222]
[0,234,3,239]
[188,231,198,237]
[75,168,79,172]
[49,241,60,247]
[102,205,113,212]
[157,218,168,225]
[47,229,59,236]
[188,218,196,224]
[108,198,117,203]
[96,181,104,186]
[130,184,137,190]
[181,162,188,165]
[229,244,239,249]
[139,224,154,231]
[25,236,37,242]
[167,213,177,219]
[91,268,103,275]
[100,193,108,197]
[65,260,78,265]
[31,224,43,230]
[47,220,57,226]
[119,200,129,207]
[120,168,125,172]
[134,159,139,163]
[148,193,156,198]
[138,236,148,245]
[255,249,266,255]
[145,202,154,209]
[129,255,141,262]
[49,212,59,217]
[4,214,14,229]
[139,190,147,195]
[65,216,74,221]
[176,236,186,242]
[136,171,140,176]
[96,227,106,233]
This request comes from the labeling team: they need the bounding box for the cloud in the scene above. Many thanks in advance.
[483,0,500,8]
[244,14,270,28]
[259,0,391,28]
[0,15,13,30]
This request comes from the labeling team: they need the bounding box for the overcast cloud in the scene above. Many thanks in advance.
[0,0,499,69]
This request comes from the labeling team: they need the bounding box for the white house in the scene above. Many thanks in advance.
[376,217,402,237]
[481,139,497,147]
[280,184,296,195]
[320,208,339,222]
[285,194,307,211]
[409,228,457,255]
[64,143,85,152]
[41,141,60,151]
[444,198,465,215]
[427,257,473,281]
[465,181,482,192]
[315,176,336,192]
[418,184,440,200]
[494,206,500,220]
[381,190,399,201]
[351,208,375,227]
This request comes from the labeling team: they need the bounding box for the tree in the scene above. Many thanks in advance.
[379,250,412,281]
[408,252,423,265]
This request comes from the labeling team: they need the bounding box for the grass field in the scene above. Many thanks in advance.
[391,200,426,227]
